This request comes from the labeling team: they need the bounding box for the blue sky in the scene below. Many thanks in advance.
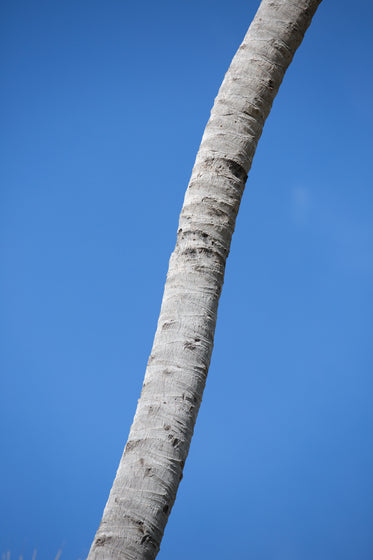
[1,1,373,559]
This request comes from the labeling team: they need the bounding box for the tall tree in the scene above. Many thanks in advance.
[88,1,322,558]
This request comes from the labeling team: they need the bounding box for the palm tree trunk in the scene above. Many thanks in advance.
[88,1,322,558]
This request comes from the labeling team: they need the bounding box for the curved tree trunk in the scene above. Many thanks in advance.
[88,1,322,558]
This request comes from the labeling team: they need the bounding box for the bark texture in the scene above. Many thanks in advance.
[88,1,322,558]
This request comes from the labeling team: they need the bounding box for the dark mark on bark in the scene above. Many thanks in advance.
[140,534,157,548]
[183,393,197,404]
[168,434,181,448]
[182,247,197,256]
[125,440,140,452]
[202,157,248,182]
[197,246,227,262]
[94,536,112,547]
[136,520,145,534]
[206,206,226,218]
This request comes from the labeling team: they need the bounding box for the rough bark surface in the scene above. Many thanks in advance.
[88,1,322,558]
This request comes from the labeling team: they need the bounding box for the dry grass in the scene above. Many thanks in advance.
[1,550,85,560]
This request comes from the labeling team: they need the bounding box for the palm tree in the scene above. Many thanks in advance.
[88,1,322,558]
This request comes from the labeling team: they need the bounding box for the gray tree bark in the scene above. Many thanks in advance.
[88,1,322,558]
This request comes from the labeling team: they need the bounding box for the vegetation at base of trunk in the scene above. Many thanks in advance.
[1,550,85,560]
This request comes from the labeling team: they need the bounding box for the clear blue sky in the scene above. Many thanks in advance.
[1,1,373,559]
